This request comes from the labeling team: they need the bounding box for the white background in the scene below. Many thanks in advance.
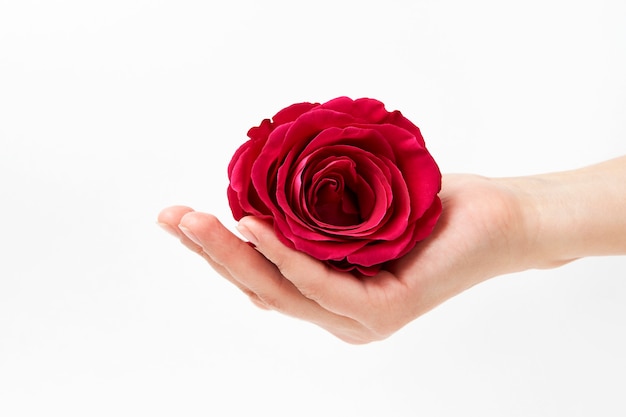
[1,1,625,416]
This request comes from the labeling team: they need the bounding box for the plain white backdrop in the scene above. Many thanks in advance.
[1,1,625,416]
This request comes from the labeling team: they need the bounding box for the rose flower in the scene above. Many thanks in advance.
[227,96,442,276]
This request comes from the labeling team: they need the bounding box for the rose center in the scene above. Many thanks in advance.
[310,174,361,227]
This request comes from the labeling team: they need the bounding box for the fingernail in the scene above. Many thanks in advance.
[179,225,203,247]
[157,222,179,238]
[236,220,259,246]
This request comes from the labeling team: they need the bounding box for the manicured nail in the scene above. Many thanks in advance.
[179,225,203,247]
[157,222,179,238]
[237,220,259,246]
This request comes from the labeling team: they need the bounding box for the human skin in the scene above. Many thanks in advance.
[157,156,626,344]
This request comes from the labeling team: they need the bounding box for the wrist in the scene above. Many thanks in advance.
[499,175,575,270]
[500,157,626,270]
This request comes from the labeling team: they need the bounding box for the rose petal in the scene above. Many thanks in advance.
[381,110,425,147]
[321,96,390,124]
[279,215,370,259]
[347,197,442,267]
[228,141,271,217]
[363,123,441,219]
[298,125,396,162]
[250,122,293,210]
[271,102,319,126]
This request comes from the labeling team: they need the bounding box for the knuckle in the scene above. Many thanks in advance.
[271,252,296,276]
[256,292,284,312]
[274,260,333,306]
[297,282,326,305]
[247,293,271,311]
[191,244,206,255]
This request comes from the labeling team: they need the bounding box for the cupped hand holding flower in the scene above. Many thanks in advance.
[158,173,537,343]
[160,156,626,343]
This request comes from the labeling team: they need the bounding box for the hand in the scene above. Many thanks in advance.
[157,174,531,344]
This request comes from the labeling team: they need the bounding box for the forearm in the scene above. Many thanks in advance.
[511,156,626,269]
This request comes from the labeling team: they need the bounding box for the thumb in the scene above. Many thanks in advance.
[236,216,321,279]
[235,216,367,317]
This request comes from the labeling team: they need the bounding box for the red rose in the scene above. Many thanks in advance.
[227,97,442,276]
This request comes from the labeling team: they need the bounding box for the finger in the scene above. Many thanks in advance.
[179,212,367,336]
[157,205,225,270]
[236,216,373,321]
[157,206,252,300]
[157,205,195,239]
